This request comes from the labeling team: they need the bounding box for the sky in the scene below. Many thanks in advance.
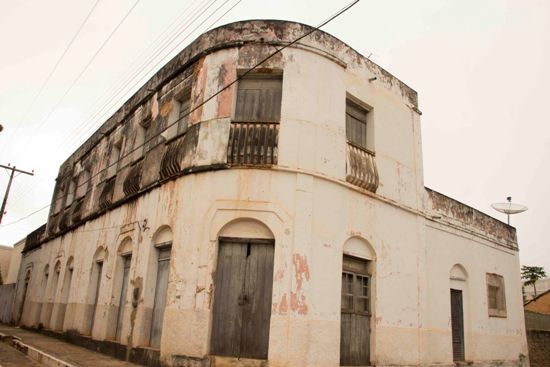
[0,0,549,271]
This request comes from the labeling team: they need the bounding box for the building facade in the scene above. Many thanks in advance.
[13,20,528,367]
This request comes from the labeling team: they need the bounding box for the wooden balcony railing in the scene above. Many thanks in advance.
[227,122,279,166]
[346,143,379,193]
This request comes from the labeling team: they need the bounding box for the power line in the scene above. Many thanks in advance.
[50,0,360,205]
[57,0,211,148]
[5,0,144,204]
[206,0,241,31]
[7,0,230,206]
[0,204,50,228]
[22,0,142,149]
[59,0,227,152]
[0,0,101,157]
[3,0,360,226]
[10,0,230,204]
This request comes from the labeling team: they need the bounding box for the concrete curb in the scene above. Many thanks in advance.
[0,331,78,367]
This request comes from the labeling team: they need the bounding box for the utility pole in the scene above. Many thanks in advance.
[0,164,34,224]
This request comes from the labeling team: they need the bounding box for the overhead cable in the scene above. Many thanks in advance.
[3,0,360,226]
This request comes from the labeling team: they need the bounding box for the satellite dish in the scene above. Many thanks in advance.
[491,196,527,225]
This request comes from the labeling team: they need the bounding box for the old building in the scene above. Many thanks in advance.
[13,20,528,367]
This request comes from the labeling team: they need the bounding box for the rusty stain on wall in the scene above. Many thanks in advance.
[160,100,173,118]
[290,253,310,315]
[216,58,235,118]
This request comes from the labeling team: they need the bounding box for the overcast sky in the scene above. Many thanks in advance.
[0,0,549,272]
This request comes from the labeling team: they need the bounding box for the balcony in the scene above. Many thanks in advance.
[346,143,379,193]
[227,122,279,166]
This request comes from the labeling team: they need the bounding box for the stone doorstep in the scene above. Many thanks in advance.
[7,338,78,367]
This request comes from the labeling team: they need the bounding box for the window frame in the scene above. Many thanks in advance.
[341,255,371,316]
[232,72,283,123]
[107,137,124,178]
[65,177,77,208]
[486,273,507,318]
[345,98,371,152]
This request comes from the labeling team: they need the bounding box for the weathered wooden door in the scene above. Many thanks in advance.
[18,271,31,323]
[340,255,371,366]
[90,261,103,333]
[450,289,465,361]
[150,247,171,348]
[116,255,131,341]
[211,238,275,359]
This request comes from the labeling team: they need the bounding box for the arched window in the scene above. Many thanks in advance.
[149,226,173,349]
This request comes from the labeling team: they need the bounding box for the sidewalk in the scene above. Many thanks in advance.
[0,341,44,367]
[0,324,140,367]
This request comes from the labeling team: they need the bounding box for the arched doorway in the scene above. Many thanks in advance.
[115,237,133,342]
[149,226,173,349]
[449,264,468,362]
[341,237,375,366]
[211,218,275,360]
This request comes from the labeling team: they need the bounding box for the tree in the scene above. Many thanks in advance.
[521,265,547,297]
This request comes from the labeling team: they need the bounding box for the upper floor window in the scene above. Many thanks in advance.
[486,273,507,317]
[107,137,124,178]
[53,181,65,214]
[346,99,369,150]
[134,119,151,161]
[234,74,282,123]
[177,90,191,135]
[76,169,90,199]
[163,89,191,141]
[65,178,76,208]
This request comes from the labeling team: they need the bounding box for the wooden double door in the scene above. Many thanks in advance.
[211,238,275,359]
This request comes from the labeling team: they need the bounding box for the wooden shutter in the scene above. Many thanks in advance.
[234,77,282,122]
[150,247,171,348]
[346,101,368,150]
[211,239,275,359]
[486,273,507,317]
[450,289,465,361]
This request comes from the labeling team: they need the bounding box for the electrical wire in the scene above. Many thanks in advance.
[0,0,101,157]
[60,0,228,153]
[7,0,231,206]
[51,0,361,204]
[21,0,142,150]
[2,0,360,229]
[0,204,51,227]
[206,0,241,31]
[57,0,213,148]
